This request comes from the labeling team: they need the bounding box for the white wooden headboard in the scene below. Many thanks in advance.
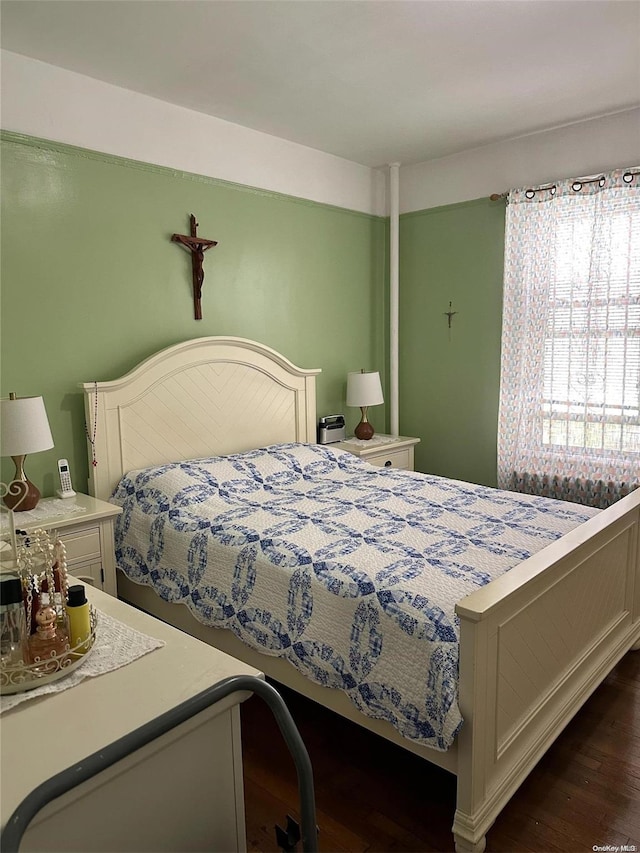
[81,337,321,501]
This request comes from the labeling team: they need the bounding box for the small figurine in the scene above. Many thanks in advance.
[29,594,69,663]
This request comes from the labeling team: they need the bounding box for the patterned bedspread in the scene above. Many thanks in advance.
[112,443,599,751]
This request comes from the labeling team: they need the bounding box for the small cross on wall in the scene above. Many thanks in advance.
[444,301,458,328]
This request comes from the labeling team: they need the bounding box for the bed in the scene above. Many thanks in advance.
[82,336,640,853]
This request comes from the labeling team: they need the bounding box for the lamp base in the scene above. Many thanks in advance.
[354,407,375,441]
[3,479,41,512]
[3,456,41,511]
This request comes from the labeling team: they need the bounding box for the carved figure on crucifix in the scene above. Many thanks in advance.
[171,214,218,320]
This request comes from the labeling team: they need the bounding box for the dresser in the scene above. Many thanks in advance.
[332,434,420,471]
[1,494,121,595]
[0,584,262,852]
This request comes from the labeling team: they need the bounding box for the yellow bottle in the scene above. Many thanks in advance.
[66,584,91,654]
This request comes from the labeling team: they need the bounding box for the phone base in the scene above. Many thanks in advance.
[56,489,77,499]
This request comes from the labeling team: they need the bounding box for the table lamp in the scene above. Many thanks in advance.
[1,393,54,511]
[346,370,384,440]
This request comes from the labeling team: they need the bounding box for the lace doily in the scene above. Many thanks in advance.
[343,434,400,447]
[1,610,165,714]
[0,500,87,533]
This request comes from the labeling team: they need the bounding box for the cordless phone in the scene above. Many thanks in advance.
[57,459,76,498]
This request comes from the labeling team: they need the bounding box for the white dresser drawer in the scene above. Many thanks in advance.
[368,449,411,470]
[59,527,101,564]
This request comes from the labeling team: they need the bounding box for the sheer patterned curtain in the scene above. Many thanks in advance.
[498,168,640,508]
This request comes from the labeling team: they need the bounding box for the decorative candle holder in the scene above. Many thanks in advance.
[1,607,98,694]
[0,499,98,695]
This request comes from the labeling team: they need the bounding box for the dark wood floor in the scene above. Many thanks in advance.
[241,649,640,853]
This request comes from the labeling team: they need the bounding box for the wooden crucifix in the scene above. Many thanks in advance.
[444,301,458,342]
[171,214,218,320]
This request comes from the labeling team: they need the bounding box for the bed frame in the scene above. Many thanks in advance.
[82,336,640,853]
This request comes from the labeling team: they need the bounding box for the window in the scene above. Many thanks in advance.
[497,169,639,507]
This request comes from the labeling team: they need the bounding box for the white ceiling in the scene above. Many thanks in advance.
[1,0,639,168]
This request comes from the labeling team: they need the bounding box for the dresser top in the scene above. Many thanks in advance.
[1,583,261,827]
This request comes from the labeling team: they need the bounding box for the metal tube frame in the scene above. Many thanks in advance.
[1,675,317,853]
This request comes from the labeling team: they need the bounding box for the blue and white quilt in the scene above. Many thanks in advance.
[111,442,599,751]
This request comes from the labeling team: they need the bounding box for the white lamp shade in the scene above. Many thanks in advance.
[1,396,54,456]
[346,371,384,407]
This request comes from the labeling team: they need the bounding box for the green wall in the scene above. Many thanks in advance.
[399,197,506,486]
[1,132,388,497]
[1,132,508,499]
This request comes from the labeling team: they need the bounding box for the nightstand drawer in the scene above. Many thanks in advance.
[60,527,101,564]
[369,449,411,470]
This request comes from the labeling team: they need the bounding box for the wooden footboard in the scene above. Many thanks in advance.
[452,487,640,853]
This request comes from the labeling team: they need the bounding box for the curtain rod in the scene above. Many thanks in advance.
[490,169,640,201]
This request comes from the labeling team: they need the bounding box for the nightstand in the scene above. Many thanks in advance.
[332,434,420,471]
[1,494,121,596]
